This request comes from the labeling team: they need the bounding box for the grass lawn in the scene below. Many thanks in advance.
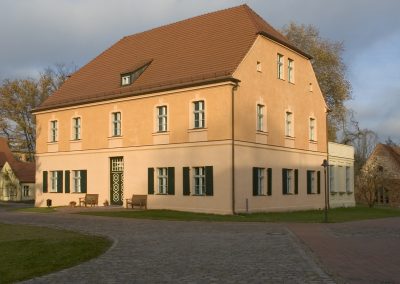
[0,223,111,284]
[13,207,57,213]
[78,206,400,223]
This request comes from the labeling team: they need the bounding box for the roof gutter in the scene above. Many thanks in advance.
[32,76,240,114]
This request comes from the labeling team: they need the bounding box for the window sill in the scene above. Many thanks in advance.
[278,77,285,81]
[288,81,295,85]
[309,140,317,144]
[155,193,169,195]
[152,131,170,136]
[47,141,58,145]
[108,135,123,140]
[285,136,295,140]
[256,131,268,136]
[188,128,207,133]
[192,194,207,196]
[70,139,82,143]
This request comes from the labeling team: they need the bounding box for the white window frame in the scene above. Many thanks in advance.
[309,170,316,194]
[288,58,294,83]
[121,74,131,86]
[277,54,284,79]
[23,185,29,197]
[345,166,351,193]
[193,167,205,195]
[157,106,168,132]
[329,165,336,193]
[309,118,316,141]
[285,112,293,137]
[72,117,81,140]
[73,170,82,193]
[286,169,293,194]
[50,120,58,142]
[193,101,205,129]
[111,112,121,137]
[157,168,168,194]
[257,61,262,72]
[256,104,264,132]
[257,168,265,195]
[50,171,58,192]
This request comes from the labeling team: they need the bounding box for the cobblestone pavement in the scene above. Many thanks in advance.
[289,217,400,284]
[1,211,333,283]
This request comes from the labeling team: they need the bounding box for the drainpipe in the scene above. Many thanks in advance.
[231,82,238,215]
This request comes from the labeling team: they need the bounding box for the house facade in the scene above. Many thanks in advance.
[0,138,35,201]
[358,144,400,207]
[328,142,355,208]
[34,5,328,214]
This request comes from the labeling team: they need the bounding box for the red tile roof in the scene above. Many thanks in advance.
[0,137,35,183]
[35,4,309,112]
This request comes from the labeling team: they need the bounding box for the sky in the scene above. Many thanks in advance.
[0,0,399,142]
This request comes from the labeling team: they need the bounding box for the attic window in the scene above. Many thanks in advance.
[120,62,151,87]
[121,74,131,86]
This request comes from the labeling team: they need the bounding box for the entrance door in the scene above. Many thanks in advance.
[110,157,124,205]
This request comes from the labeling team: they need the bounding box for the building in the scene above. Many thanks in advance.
[358,144,400,207]
[33,5,329,213]
[328,142,355,208]
[0,138,35,201]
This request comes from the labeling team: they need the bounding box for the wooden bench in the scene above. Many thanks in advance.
[79,194,99,207]
[126,194,147,209]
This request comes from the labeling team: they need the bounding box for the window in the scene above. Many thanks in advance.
[157,168,168,194]
[282,169,298,195]
[257,61,262,72]
[121,74,131,86]
[329,165,336,193]
[345,166,352,193]
[285,112,293,137]
[277,54,284,79]
[72,117,81,140]
[256,104,264,132]
[23,185,29,197]
[307,170,320,194]
[309,118,316,141]
[309,83,313,92]
[112,112,121,136]
[50,171,58,192]
[50,120,58,142]
[73,170,81,192]
[288,59,294,83]
[252,167,272,196]
[193,167,205,195]
[193,101,205,128]
[157,106,167,132]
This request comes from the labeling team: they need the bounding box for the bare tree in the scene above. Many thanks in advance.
[356,157,384,207]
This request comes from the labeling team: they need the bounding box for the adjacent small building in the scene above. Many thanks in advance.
[360,144,400,207]
[328,142,355,208]
[0,138,35,201]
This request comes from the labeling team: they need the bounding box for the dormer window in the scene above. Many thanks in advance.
[121,74,132,86]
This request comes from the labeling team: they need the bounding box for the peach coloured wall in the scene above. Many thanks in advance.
[234,142,326,213]
[35,142,234,214]
[233,35,327,152]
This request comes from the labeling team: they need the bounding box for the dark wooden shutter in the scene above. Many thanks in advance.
[57,171,63,193]
[294,169,299,194]
[307,171,311,194]
[167,167,175,195]
[42,171,48,193]
[317,171,321,194]
[148,168,154,195]
[183,167,190,196]
[81,170,87,193]
[205,166,213,196]
[267,168,272,196]
[65,170,70,193]
[282,169,287,195]
[253,167,258,196]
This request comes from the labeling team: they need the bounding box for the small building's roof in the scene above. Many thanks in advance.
[35,4,310,112]
[373,143,400,169]
[0,137,35,183]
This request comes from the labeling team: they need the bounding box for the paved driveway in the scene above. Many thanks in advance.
[1,210,332,283]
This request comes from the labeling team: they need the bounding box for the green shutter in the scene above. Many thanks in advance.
[253,167,258,196]
[307,171,311,194]
[148,168,154,195]
[294,169,299,195]
[42,171,48,193]
[205,166,213,196]
[282,169,287,195]
[167,167,175,195]
[267,168,272,196]
[57,171,63,193]
[65,170,70,193]
[81,170,87,193]
[317,171,321,194]
[183,167,190,196]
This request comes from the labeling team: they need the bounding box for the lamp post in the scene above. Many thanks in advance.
[321,159,329,223]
